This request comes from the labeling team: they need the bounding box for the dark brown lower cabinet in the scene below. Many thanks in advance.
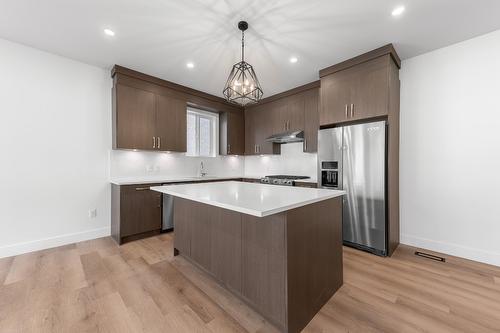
[173,196,343,333]
[111,183,162,244]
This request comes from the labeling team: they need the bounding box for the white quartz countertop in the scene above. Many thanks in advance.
[151,181,344,217]
[110,176,241,186]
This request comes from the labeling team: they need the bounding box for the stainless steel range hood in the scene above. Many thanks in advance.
[265,130,304,143]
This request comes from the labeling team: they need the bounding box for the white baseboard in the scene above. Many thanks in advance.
[0,227,111,259]
[401,234,500,267]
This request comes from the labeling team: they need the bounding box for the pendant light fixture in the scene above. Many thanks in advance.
[223,21,263,106]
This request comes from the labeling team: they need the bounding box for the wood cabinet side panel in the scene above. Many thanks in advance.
[286,197,343,333]
[387,60,400,256]
[111,184,121,244]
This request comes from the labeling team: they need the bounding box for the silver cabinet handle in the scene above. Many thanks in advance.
[157,137,161,149]
[350,104,354,118]
[304,139,307,151]
[345,105,348,118]
[153,136,156,149]
[135,187,150,191]
[228,144,231,154]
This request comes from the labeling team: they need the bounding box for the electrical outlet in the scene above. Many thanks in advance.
[146,165,154,173]
[88,209,97,219]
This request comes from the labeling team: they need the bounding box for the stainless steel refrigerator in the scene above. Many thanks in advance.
[318,120,387,256]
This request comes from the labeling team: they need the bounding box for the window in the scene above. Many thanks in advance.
[186,108,218,157]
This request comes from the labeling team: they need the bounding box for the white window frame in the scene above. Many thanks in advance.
[186,107,219,157]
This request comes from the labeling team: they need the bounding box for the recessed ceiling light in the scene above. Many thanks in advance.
[290,57,298,64]
[103,28,115,36]
[391,6,405,16]
[186,62,195,69]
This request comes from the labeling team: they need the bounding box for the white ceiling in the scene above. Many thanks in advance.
[1,0,500,98]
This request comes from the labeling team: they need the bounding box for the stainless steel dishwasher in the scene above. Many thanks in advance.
[162,185,174,232]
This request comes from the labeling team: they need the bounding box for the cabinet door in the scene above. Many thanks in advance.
[156,95,187,152]
[245,108,257,155]
[320,70,353,126]
[284,95,305,132]
[256,105,280,154]
[272,101,288,134]
[350,56,389,120]
[115,84,157,150]
[303,89,319,152]
[227,112,245,155]
[120,185,162,237]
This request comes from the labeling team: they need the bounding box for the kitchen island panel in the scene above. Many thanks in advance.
[173,196,192,256]
[166,187,344,333]
[211,209,243,293]
[242,213,286,327]
[286,198,343,333]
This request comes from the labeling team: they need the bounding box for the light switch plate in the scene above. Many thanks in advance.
[88,209,97,219]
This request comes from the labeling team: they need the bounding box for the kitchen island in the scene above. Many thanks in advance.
[151,181,345,333]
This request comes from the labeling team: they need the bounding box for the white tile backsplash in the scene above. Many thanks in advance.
[110,150,244,179]
[110,142,317,181]
[244,142,317,180]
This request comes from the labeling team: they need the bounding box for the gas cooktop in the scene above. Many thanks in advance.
[260,175,310,186]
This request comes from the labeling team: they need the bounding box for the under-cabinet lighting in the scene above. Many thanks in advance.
[290,56,298,63]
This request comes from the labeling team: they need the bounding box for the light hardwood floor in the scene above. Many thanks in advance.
[1,233,500,332]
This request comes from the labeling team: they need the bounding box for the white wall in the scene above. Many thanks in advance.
[400,29,500,266]
[110,150,244,179]
[244,142,317,180]
[0,39,112,258]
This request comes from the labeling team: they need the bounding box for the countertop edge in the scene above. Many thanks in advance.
[150,185,344,217]
[109,176,242,186]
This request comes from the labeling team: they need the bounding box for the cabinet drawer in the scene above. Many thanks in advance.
[120,184,162,237]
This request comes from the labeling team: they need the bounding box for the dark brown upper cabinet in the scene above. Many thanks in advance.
[244,81,320,155]
[245,104,281,155]
[281,95,305,132]
[319,44,401,126]
[113,84,157,150]
[156,94,187,152]
[112,65,242,153]
[303,88,319,153]
[113,83,187,152]
[220,111,245,155]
